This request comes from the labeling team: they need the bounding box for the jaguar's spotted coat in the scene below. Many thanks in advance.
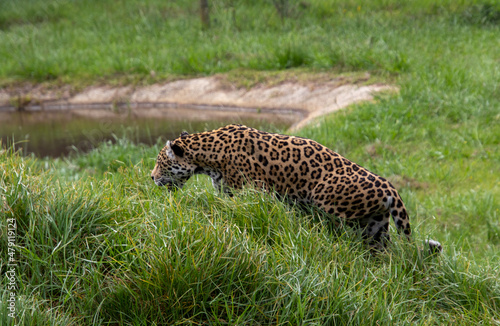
[151,124,441,252]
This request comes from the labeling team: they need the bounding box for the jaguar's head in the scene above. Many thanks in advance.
[151,134,196,190]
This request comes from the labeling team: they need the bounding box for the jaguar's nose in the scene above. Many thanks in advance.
[151,176,155,181]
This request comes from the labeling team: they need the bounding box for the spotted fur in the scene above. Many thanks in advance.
[151,124,442,252]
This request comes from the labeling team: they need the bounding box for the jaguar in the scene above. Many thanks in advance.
[151,124,442,252]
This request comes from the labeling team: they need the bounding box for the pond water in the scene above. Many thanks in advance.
[0,105,301,157]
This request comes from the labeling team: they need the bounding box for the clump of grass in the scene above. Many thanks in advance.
[460,1,500,26]
[0,291,79,326]
[273,42,313,69]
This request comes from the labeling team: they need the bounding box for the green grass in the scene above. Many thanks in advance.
[1,0,500,325]
[1,0,499,85]
[1,139,499,325]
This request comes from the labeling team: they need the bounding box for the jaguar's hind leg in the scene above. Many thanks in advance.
[357,211,391,250]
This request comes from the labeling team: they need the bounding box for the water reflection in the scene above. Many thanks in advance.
[0,106,300,157]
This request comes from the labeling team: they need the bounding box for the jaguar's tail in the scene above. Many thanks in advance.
[425,239,443,253]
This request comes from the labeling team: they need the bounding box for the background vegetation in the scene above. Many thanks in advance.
[1,0,498,85]
[1,0,499,324]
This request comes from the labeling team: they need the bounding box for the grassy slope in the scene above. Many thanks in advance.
[1,0,500,325]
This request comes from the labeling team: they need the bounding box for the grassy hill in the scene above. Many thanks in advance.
[1,0,499,324]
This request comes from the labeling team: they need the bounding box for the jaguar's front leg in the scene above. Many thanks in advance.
[209,171,233,196]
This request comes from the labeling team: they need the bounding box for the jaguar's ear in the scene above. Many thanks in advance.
[166,141,184,159]
[180,131,189,137]
[171,143,184,158]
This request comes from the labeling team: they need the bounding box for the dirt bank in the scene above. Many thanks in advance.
[0,74,397,130]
